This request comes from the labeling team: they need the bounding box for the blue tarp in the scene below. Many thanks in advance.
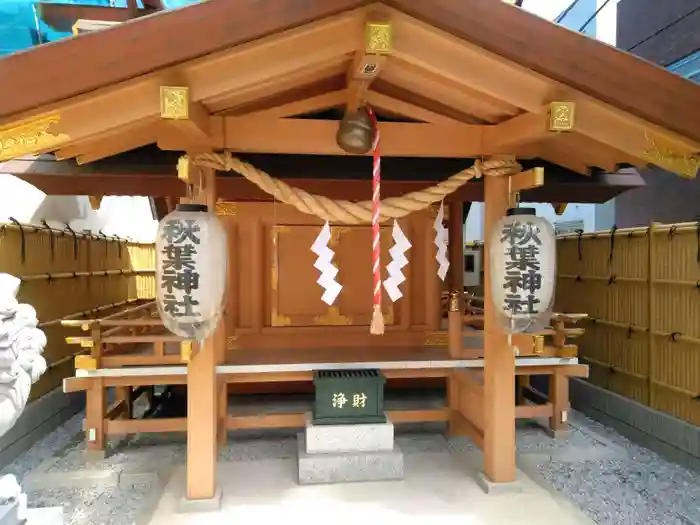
[0,0,198,56]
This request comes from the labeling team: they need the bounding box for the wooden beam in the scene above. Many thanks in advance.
[88,196,103,210]
[158,117,540,157]
[159,85,212,146]
[483,111,550,151]
[10,161,641,204]
[509,167,544,193]
[553,203,568,215]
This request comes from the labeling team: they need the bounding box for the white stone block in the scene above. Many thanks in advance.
[305,414,394,454]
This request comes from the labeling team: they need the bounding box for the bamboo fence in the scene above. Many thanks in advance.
[0,220,156,397]
[556,222,700,426]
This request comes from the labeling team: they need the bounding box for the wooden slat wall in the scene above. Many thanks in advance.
[555,222,700,426]
[0,221,155,397]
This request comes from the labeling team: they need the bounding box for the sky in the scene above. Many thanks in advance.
[521,0,573,20]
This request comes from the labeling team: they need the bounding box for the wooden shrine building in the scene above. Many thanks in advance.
[0,0,699,507]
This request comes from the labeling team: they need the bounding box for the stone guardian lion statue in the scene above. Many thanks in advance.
[0,273,49,523]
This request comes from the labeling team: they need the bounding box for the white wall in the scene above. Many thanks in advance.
[0,174,158,243]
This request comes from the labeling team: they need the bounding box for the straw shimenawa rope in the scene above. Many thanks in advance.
[189,152,521,224]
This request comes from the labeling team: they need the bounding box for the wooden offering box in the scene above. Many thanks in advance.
[312,369,386,425]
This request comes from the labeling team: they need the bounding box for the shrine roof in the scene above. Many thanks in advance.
[0,0,698,140]
[0,0,697,180]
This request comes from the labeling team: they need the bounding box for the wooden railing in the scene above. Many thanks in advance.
[62,300,186,368]
[440,291,587,358]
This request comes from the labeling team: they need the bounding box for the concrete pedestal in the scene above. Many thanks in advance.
[297,414,404,485]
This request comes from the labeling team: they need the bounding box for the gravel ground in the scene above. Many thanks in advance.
[535,414,700,525]
[2,408,699,525]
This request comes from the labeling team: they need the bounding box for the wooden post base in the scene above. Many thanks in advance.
[548,373,570,437]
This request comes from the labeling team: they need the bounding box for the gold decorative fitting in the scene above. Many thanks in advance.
[74,355,97,370]
[160,86,189,120]
[448,291,460,312]
[643,132,699,179]
[79,339,93,348]
[547,102,576,132]
[424,331,448,346]
[215,202,237,216]
[177,155,190,183]
[271,308,291,327]
[180,341,193,362]
[365,22,392,55]
[330,226,350,247]
[226,336,239,350]
[0,114,67,161]
[314,306,352,326]
[532,167,545,187]
[533,335,545,355]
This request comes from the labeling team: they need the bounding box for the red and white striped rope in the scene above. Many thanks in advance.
[368,107,381,313]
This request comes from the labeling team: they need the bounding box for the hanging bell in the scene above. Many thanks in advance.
[336,106,375,155]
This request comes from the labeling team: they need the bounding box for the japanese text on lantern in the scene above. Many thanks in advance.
[332,392,367,409]
[160,219,202,318]
[500,220,543,316]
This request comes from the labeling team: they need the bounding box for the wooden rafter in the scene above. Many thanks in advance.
[54,117,157,160]
[244,91,346,119]
[365,91,460,124]
[76,124,157,164]
[208,61,348,115]
[381,58,518,123]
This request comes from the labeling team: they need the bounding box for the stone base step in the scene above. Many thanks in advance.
[297,434,404,485]
[305,413,394,454]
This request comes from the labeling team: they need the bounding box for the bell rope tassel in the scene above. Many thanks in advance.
[368,108,384,335]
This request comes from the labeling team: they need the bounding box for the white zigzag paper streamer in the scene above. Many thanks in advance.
[434,202,450,281]
[383,220,411,302]
[311,222,342,305]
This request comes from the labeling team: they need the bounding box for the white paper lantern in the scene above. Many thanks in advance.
[489,207,555,333]
[156,204,227,340]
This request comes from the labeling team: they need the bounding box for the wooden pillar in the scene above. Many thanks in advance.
[185,164,225,502]
[85,325,105,458]
[85,378,106,458]
[548,372,570,437]
[448,201,465,304]
[482,173,517,484]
